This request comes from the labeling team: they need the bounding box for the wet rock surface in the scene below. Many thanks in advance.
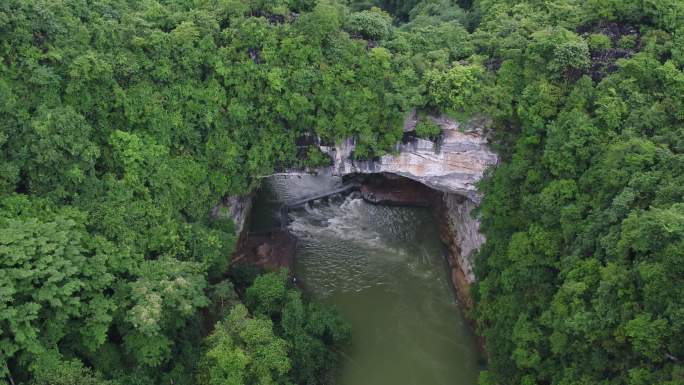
[434,193,483,310]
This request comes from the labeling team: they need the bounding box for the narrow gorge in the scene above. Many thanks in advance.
[223,113,498,311]
[218,114,499,384]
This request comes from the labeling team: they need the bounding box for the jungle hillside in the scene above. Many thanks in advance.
[1,0,684,384]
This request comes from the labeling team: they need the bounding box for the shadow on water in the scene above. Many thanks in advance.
[251,175,483,385]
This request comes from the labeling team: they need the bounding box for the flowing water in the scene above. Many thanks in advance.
[251,175,482,385]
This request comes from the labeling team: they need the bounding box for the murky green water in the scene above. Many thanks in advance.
[253,175,482,385]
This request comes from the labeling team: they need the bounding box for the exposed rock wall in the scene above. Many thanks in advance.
[436,194,484,310]
[442,194,485,283]
[231,230,297,274]
[321,114,497,203]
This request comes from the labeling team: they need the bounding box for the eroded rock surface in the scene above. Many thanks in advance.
[358,173,438,207]
[321,114,498,203]
[435,194,484,308]
[441,194,485,283]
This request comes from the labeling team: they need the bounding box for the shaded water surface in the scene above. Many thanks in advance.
[252,175,481,385]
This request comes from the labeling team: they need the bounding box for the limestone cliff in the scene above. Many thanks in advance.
[436,194,484,308]
[320,114,498,203]
[441,194,484,283]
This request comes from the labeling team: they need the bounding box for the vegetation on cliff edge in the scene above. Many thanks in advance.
[2,0,684,384]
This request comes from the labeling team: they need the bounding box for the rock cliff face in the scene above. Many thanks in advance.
[322,114,497,294]
[436,194,484,309]
[441,194,485,283]
[321,114,497,203]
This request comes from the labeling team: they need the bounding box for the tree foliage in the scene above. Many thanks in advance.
[2,0,684,383]
[468,1,684,384]
[197,304,290,385]
[345,7,393,41]
[198,272,350,385]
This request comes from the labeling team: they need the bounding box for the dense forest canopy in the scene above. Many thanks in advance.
[1,0,684,384]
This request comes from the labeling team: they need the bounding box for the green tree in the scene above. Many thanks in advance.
[197,304,290,385]
[13,106,99,199]
[346,7,393,41]
[0,196,114,378]
[245,270,289,317]
[415,118,441,139]
[241,272,350,385]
